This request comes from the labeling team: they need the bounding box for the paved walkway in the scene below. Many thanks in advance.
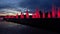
[0,21,59,34]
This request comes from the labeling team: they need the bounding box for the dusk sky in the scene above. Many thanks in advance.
[0,0,60,12]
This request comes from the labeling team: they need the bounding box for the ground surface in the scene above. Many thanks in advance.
[0,21,59,34]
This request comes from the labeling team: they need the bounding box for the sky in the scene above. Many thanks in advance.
[0,0,60,12]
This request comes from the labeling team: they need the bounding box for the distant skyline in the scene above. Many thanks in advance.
[0,0,60,12]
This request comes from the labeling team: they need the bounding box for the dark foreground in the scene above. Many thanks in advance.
[0,21,60,34]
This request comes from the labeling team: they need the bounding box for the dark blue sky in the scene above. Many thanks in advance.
[0,0,60,12]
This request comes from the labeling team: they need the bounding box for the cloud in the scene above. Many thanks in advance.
[0,0,60,12]
[19,0,60,9]
[0,0,19,8]
[0,8,21,16]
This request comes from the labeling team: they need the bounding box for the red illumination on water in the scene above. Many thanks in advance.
[57,8,60,18]
[32,13,36,18]
[4,6,60,19]
[20,12,24,19]
[26,10,29,18]
[48,12,51,18]
[52,6,56,18]
[5,15,15,18]
[15,13,18,19]
[5,15,9,18]
[9,16,14,18]
[35,8,40,18]
[42,10,45,18]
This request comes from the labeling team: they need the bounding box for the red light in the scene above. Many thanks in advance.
[15,13,18,19]
[42,10,45,18]
[52,6,56,18]
[48,12,51,18]
[57,8,60,18]
[20,12,24,19]
[26,10,29,18]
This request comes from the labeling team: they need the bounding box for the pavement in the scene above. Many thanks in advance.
[0,21,59,34]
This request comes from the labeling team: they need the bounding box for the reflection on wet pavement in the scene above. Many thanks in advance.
[0,21,59,34]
